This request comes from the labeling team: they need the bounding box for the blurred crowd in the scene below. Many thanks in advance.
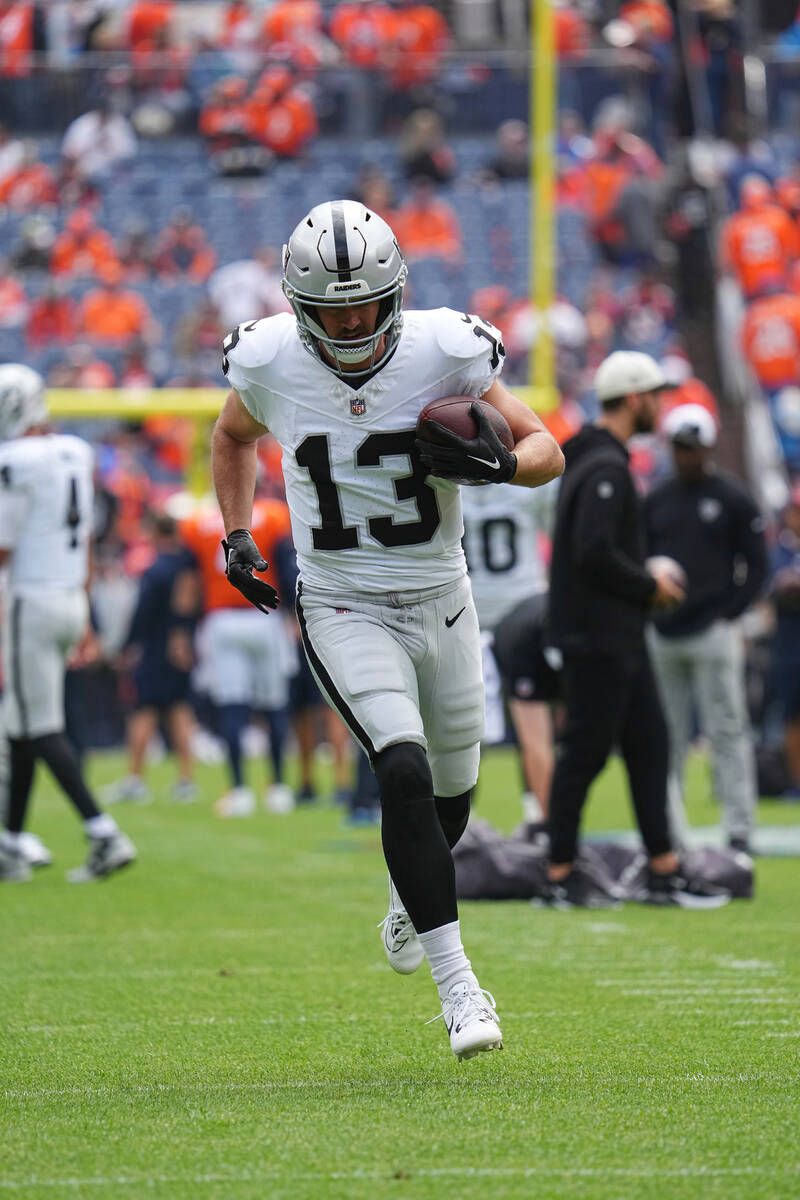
[0,0,799,803]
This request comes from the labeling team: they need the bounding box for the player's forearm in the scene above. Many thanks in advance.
[510,431,564,488]
[211,423,259,535]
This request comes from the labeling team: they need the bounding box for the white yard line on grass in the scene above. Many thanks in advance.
[2,1071,784,1101]
[0,1165,798,1190]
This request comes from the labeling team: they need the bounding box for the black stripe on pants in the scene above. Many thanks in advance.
[548,648,673,865]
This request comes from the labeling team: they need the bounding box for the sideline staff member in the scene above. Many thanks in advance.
[645,404,768,854]
[544,351,729,908]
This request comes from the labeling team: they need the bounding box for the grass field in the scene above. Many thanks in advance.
[2,747,799,1200]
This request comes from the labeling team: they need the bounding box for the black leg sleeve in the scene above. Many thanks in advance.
[30,732,101,822]
[5,738,37,834]
[374,742,458,934]
[435,790,471,849]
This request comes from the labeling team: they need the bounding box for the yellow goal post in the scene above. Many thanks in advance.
[48,384,541,495]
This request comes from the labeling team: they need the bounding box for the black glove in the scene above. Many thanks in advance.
[415,402,517,485]
[221,529,279,613]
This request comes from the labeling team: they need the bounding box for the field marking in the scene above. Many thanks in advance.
[0,1165,798,1190]
[2,1071,784,1101]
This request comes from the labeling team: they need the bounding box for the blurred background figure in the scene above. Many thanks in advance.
[61,98,138,185]
[105,513,201,805]
[180,496,298,817]
[461,478,558,827]
[768,485,800,800]
[645,405,769,854]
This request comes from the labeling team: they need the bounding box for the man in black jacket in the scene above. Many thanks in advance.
[544,352,729,908]
[645,404,768,854]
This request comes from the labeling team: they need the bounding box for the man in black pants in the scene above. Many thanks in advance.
[545,351,730,908]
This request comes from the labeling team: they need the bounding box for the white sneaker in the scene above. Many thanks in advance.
[214,786,256,818]
[264,783,295,814]
[170,779,199,804]
[378,880,424,974]
[17,832,53,867]
[102,776,151,805]
[67,832,136,883]
[0,845,32,882]
[429,981,504,1062]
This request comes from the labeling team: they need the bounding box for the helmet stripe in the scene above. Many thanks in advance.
[330,201,352,282]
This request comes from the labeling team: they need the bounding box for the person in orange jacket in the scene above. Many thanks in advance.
[154,207,217,281]
[247,65,318,157]
[78,261,154,346]
[742,288,800,392]
[719,175,800,299]
[50,208,119,277]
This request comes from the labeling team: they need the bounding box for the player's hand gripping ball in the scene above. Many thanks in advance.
[222,529,280,614]
[415,397,517,486]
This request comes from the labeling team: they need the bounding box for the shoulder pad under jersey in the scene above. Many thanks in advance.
[222,313,295,376]
[431,307,505,367]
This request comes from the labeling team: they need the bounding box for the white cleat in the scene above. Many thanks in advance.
[17,832,53,867]
[264,783,295,814]
[379,908,424,974]
[67,832,136,883]
[429,981,504,1062]
[0,845,32,882]
[170,779,199,804]
[379,878,424,974]
[214,787,256,818]
[102,776,152,806]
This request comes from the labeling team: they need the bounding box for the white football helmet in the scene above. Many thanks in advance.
[281,199,407,378]
[0,364,47,441]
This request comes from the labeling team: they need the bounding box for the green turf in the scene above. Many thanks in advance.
[2,749,799,1200]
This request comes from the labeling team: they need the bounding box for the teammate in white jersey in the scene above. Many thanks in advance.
[0,364,135,883]
[461,479,558,822]
[211,200,563,1061]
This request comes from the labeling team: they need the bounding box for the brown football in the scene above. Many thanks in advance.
[416,395,514,450]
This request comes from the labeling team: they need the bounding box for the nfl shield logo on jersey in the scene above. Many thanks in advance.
[350,395,366,417]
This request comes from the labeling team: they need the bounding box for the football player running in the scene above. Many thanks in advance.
[0,365,135,883]
[212,200,563,1061]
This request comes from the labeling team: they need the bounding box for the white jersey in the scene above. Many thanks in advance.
[461,478,557,631]
[224,307,505,593]
[0,433,94,591]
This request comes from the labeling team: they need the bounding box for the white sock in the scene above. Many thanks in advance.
[1,830,21,851]
[417,920,478,1002]
[84,814,118,839]
[522,791,543,822]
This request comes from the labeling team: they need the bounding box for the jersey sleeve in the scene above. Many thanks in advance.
[432,307,506,397]
[0,450,32,550]
[221,314,291,427]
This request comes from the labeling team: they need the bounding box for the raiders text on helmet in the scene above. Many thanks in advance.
[0,364,48,441]
[281,199,407,378]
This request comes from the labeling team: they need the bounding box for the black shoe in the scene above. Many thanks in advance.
[728,836,752,856]
[645,868,730,909]
[533,861,622,909]
[295,785,317,806]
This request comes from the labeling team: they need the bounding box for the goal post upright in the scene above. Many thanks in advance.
[529,0,558,412]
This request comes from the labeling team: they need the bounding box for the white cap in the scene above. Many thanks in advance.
[594,351,668,403]
[662,403,717,448]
